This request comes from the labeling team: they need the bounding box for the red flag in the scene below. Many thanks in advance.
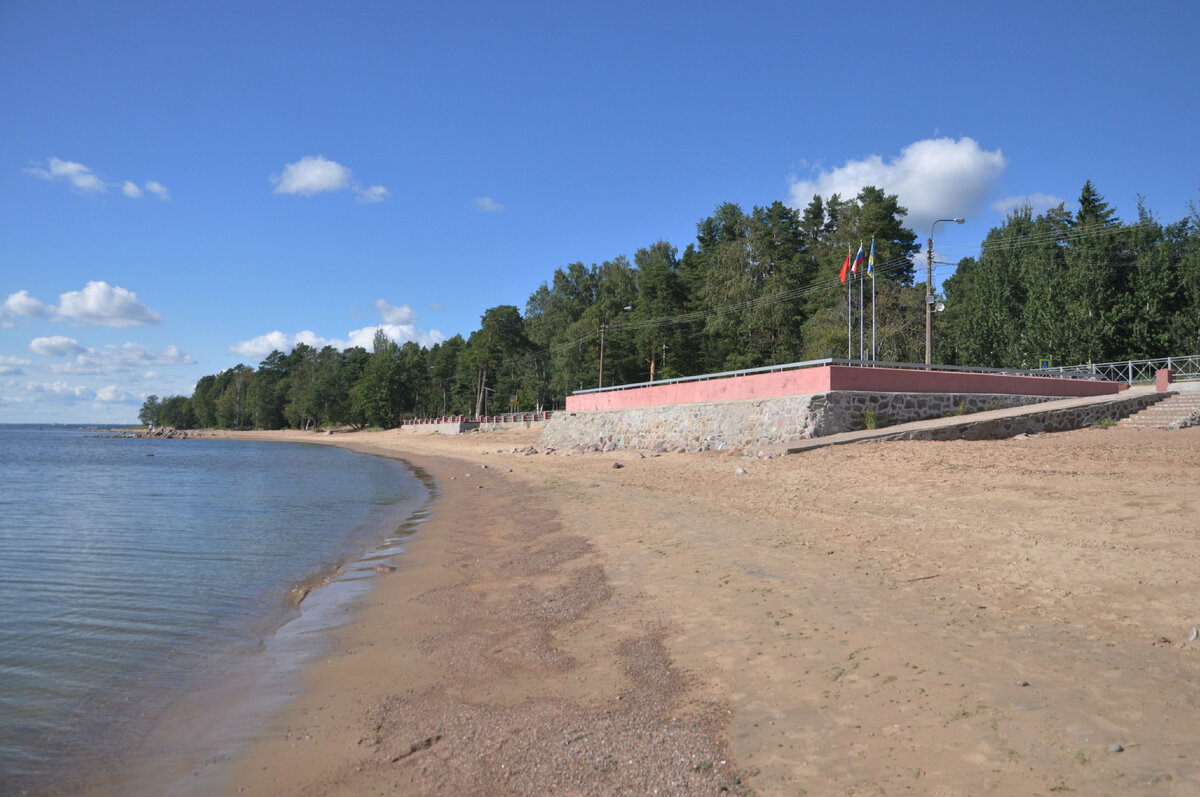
[839,250,851,284]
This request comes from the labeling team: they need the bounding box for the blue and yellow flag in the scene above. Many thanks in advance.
[868,238,875,276]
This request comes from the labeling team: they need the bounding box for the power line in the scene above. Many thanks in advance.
[978,220,1154,253]
[506,254,920,370]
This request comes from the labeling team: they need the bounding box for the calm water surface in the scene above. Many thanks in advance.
[0,427,430,793]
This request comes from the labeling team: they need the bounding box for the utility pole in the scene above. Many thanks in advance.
[925,236,933,366]
[597,305,633,389]
[598,322,606,389]
[926,218,964,366]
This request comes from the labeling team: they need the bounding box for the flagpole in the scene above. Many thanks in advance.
[870,238,876,363]
[846,245,852,360]
[858,254,864,361]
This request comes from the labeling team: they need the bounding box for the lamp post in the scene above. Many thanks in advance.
[598,305,633,388]
[926,217,964,366]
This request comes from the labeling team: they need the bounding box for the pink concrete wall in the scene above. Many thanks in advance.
[567,367,834,411]
[565,365,1118,412]
[827,366,1119,398]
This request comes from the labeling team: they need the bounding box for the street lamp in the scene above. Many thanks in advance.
[598,306,633,388]
[926,217,964,366]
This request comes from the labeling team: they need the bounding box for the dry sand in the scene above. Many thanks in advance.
[204,424,1199,796]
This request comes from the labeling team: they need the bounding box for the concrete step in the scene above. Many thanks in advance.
[1118,393,1200,428]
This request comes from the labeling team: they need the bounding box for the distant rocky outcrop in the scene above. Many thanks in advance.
[112,427,194,439]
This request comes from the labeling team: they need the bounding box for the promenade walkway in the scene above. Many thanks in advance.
[780,385,1166,455]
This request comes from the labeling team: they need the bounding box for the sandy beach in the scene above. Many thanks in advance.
[201,424,1199,795]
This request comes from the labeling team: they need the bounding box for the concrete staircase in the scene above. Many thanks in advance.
[1119,386,1200,429]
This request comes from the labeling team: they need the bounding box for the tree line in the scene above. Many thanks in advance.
[139,182,1200,430]
[938,181,1200,366]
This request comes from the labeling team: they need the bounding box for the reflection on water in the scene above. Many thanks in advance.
[0,429,431,795]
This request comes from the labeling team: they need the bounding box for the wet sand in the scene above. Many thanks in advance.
[207,425,1199,795]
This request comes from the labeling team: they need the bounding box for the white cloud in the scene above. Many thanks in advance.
[787,137,1007,235]
[356,185,390,204]
[228,325,447,358]
[343,324,446,350]
[0,355,31,375]
[25,158,169,200]
[992,192,1067,216]
[94,385,134,402]
[56,281,162,327]
[145,181,171,201]
[30,336,87,357]
[226,330,298,359]
[48,342,194,376]
[271,155,352,196]
[375,299,417,325]
[28,336,192,381]
[3,379,96,404]
[26,157,107,193]
[473,196,505,212]
[228,305,446,359]
[271,155,389,202]
[2,290,50,327]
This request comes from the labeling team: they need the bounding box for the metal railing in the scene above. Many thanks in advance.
[475,412,554,424]
[1021,354,1200,385]
[572,353,1200,395]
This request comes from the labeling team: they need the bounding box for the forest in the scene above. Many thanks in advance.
[139,182,1200,430]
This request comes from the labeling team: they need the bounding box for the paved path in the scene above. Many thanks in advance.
[774,385,1164,455]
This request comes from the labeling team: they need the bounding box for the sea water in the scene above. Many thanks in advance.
[0,426,431,794]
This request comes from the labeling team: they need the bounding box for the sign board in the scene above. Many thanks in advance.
[1039,358,1052,371]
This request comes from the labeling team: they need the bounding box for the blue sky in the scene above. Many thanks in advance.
[2,0,1198,423]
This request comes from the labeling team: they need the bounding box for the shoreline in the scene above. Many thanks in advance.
[71,438,436,797]
[197,426,1197,794]
[213,428,740,794]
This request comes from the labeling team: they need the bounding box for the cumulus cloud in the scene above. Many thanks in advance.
[26,157,106,193]
[47,343,194,376]
[2,290,51,327]
[227,300,445,359]
[0,355,31,375]
[992,192,1068,216]
[226,330,309,359]
[787,137,1007,235]
[473,196,505,212]
[94,385,135,402]
[342,324,445,350]
[26,158,169,200]
[145,181,171,201]
[3,379,96,405]
[375,299,417,325]
[30,336,87,357]
[356,185,390,204]
[28,336,192,381]
[272,156,351,195]
[122,180,171,200]
[56,281,162,327]
[271,156,389,203]
[228,326,446,359]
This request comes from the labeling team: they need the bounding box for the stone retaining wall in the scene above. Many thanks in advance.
[400,420,479,435]
[867,392,1168,443]
[538,391,1056,453]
